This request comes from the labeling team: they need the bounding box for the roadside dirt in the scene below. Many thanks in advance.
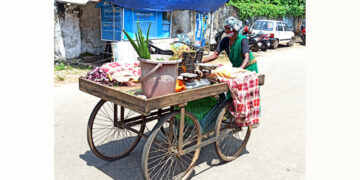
[54,68,89,87]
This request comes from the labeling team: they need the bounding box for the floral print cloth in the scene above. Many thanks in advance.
[100,62,141,82]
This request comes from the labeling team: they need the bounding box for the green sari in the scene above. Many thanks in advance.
[226,35,259,99]
[229,35,258,73]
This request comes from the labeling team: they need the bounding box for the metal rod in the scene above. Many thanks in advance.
[121,108,171,124]
[120,106,124,125]
[114,104,118,126]
[158,108,162,117]
[126,126,167,147]
[181,128,242,155]
[126,126,149,139]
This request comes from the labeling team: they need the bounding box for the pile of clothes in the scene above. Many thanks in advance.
[214,65,261,127]
[86,62,141,86]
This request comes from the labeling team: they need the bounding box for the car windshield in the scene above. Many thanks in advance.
[252,21,274,31]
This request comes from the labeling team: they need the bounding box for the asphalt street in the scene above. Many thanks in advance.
[54,43,306,180]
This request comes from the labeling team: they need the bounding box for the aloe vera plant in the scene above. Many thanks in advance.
[123,21,151,59]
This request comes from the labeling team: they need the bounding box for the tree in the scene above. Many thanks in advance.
[227,0,305,20]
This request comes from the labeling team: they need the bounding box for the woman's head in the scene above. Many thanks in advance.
[223,16,243,33]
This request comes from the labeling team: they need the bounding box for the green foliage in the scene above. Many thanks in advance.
[80,52,94,58]
[56,75,65,81]
[55,62,90,71]
[123,21,151,59]
[228,0,305,20]
[55,62,66,71]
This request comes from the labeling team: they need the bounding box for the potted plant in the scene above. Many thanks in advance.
[123,22,182,98]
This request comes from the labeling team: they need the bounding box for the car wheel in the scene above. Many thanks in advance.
[287,37,294,47]
[270,39,279,49]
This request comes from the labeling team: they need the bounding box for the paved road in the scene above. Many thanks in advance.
[55,43,306,180]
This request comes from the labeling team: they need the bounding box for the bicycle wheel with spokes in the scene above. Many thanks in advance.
[141,110,202,180]
[87,99,145,161]
[214,102,252,162]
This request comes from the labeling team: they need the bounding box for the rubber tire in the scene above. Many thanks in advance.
[87,99,145,161]
[270,39,279,49]
[287,37,294,47]
[260,42,268,51]
[251,44,259,52]
[214,102,252,162]
[141,110,202,180]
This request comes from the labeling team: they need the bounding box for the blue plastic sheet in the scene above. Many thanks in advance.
[109,0,228,12]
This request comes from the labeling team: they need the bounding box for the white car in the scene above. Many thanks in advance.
[250,20,295,49]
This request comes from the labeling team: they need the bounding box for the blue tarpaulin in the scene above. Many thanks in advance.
[109,0,229,12]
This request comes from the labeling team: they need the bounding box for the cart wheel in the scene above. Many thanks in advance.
[214,102,252,162]
[87,99,145,161]
[141,111,202,180]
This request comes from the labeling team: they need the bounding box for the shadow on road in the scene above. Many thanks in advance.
[80,138,147,180]
[80,132,250,180]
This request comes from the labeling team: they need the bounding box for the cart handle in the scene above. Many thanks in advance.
[138,63,162,83]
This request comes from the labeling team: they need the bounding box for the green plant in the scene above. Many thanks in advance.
[228,0,305,20]
[122,21,151,59]
[56,75,65,81]
[156,57,165,61]
[55,62,66,71]
[80,52,95,58]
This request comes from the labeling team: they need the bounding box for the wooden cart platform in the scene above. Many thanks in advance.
[79,74,264,116]
[80,74,265,179]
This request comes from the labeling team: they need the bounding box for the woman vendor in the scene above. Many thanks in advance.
[202,16,258,73]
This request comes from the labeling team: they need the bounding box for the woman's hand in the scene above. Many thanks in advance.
[202,59,210,63]
[240,52,249,69]
[202,51,219,63]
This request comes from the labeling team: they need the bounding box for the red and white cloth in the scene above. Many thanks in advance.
[100,62,141,82]
[215,67,260,127]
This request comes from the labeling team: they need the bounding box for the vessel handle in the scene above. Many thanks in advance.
[138,63,162,83]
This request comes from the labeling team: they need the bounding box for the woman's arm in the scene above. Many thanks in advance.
[202,51,219,63]
[240,52,249,69]
[203,37,229,63]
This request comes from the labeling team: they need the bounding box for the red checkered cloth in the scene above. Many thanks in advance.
[217,70,260,127]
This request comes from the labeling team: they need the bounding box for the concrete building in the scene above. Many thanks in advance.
[54,0,238,62]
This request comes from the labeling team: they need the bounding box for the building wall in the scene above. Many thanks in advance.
[54,4,66,61]
[171,10,192,37]
[57,4,82,59]
[212,5,238,34]
[79,3,105,55]
[55,2,104,61]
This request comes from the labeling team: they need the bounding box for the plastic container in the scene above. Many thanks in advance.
[179,48,204,74]
[138,57,182,98]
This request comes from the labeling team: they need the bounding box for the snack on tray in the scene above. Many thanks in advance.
[214,65,250,79]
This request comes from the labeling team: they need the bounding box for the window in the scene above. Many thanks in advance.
[276,22,283,31]
[283,23,292,31]
[252,21,274,31]
[123,9,171,40]
[98,5,122,41]
[98,2,172,41]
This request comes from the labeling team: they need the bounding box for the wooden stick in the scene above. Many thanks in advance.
[178,107,185,156]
